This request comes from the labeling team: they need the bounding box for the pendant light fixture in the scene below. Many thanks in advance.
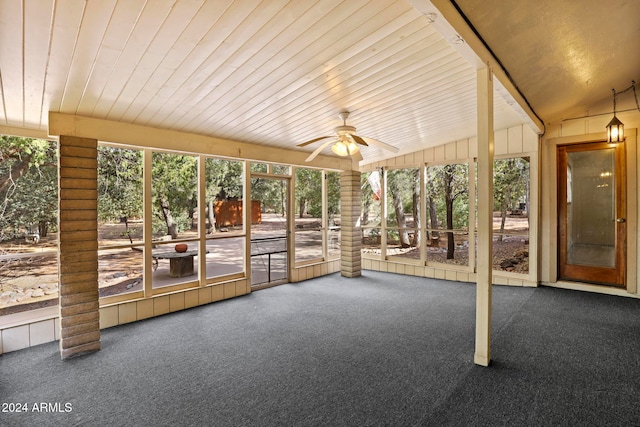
[606,80,639,143]
[606,88,624,143]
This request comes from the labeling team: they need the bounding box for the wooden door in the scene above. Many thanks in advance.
[558,142,626,287]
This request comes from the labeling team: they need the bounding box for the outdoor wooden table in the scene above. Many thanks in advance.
[152,250,201,278]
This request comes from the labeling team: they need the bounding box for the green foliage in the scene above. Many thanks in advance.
[205,158,243,202]
[151,210,189,236]
[251,177,286,214]
[494,157,529,211]
[386,168,419,227]
[361,171,374,199]
[326,171,340,218]
[250,162,268,173]
[0,136,58,240]
[152,152,197,235]
[426,164,469,230]
[295,168,322,218]
[271,164,290,175]
[97,147,143,222]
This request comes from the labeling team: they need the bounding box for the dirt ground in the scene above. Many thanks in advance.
[364,214,530,272]
[0,233,59,315]
[365,235,528,272]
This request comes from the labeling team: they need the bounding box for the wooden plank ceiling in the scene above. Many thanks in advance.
[1,0,535,164]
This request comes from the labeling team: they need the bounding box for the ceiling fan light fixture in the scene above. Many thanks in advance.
[330,138,359,157]
[298,110,398,162]
[347,140,360,155]
[331,141,349,156]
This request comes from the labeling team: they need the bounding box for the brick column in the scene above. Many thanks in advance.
[58,135,100,359]
[340,170,361,278]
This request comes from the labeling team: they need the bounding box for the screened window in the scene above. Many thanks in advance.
[204,158,245,279]
[0,137,58,314]
[151,152,199,288]
[271,164,291,175]
[492,157,530,273]
[386,168,421,261]
[250,162,268,173]
[295,168,323,263]
[425,163,469,266]
[361,171,382,256]
[97,146,144,298]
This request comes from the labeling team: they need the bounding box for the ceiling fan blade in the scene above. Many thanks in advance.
[350,134,368,146]
[297,136,333,147]
[305,139,336,162]
[361,136,399,153]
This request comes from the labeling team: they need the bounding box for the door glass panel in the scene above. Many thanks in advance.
[566,149,615,268]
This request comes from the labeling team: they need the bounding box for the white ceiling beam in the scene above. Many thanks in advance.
[0,125,51,140]
[48,112,353,171]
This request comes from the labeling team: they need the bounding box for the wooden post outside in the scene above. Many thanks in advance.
[58,135,100,359]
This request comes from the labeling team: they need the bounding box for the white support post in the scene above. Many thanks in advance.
[287,170,295,278]
[198,156,207,284]
[475,65,494,366]
[243,160,252,284]
[143,149,153,297]
[380,168,387,257]
[420,166,427,264]
[322,170,328,259]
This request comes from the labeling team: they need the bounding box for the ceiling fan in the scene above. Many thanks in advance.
[298,111,399,162]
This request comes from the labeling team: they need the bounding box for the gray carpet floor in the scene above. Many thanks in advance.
[1,271,640,426]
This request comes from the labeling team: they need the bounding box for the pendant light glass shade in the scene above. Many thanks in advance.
[606,115,624,143]
[331,141,348,156]
[346,141,360,155]
[331,139,360,156]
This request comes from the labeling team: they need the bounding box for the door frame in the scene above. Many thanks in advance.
[557,141,627,287]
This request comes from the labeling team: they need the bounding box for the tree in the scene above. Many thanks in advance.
[361,173,373,226]
[152,152,197,238]
[205,158,243,232]
[97,147,143,226]
[0,136,57,241]
[250,177,286,215]
[326,171,341,224]
[494,157,529,240]
[295,168,322,218]
[426,164,469,259]
[425,167,440,246]
[387,168,419,248]
[442,165,460,258]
